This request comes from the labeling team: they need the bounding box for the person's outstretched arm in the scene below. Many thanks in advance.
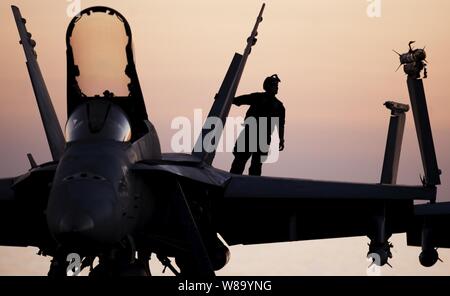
[233,93,256,106]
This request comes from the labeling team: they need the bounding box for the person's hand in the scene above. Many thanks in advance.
[279,140,285,151]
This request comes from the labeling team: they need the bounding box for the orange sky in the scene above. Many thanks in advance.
[1,0,450,275]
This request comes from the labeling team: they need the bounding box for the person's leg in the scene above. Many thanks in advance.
[230,152,251,174]
[249,152,262,176]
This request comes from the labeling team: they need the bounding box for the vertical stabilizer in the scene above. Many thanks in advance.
[12,6,65,161]
[192,3,265,165]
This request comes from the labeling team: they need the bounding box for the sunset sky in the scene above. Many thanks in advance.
[1,0,450,275]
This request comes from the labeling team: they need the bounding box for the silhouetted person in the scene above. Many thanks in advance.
[230,74,285,176]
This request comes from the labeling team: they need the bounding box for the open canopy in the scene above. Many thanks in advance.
[66,6,148,138]
[69,10,131,97]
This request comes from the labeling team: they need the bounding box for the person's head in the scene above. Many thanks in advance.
[263,74,281,95]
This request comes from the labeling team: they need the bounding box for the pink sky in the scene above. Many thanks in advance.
[1,0,450,275]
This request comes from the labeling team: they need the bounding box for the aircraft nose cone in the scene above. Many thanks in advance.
[59,213,94,233]
[47,178,120,246]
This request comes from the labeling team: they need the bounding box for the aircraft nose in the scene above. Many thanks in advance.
[55,212,97,248]
[59,213,94,233]
[47,178,121,246]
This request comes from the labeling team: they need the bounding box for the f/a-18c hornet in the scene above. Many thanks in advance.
[1,4,450,276]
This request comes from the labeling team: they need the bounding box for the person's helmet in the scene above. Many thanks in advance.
[263,74,281,91]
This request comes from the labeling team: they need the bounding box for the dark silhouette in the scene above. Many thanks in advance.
[4,4,448,278]
[230,74,285,176]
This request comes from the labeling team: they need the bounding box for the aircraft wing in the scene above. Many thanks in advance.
[133,158,435,247]
[0,164,56,249]
[213,174,436,246]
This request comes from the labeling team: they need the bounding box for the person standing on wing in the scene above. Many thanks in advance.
[230,74,285,176]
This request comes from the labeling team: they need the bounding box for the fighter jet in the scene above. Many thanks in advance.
[0,4,445,276]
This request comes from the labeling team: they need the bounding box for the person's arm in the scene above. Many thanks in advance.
[233,93,256,106]
[279,105,285,151]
